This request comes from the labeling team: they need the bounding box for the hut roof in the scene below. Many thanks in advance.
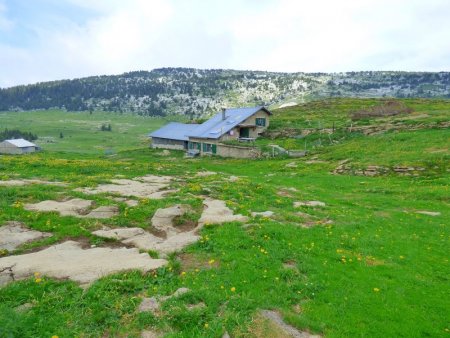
[3,138,36,148]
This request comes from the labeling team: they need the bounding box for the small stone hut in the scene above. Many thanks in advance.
[0,138,38,154]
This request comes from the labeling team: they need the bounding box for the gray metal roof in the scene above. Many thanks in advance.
[3,138,36,147]
[148,106,271,142]
[148,122,199,141]
[188,106,271,139]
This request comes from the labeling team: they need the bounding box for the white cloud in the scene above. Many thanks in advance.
[0,0,449,87]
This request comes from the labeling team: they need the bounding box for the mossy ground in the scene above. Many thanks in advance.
[0,98,448,337]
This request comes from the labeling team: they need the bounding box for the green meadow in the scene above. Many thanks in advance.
[0,98,449,337]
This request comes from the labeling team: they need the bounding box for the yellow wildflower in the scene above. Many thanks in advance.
[373,288,380,292]
[230,287,236,292]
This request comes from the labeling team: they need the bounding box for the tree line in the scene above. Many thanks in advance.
[0,129,38,142]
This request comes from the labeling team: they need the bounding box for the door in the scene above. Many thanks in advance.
[239,127,249,138]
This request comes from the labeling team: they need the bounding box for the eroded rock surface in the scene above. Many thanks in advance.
[112,197,139,207]
[260,310,321,338]
[94,200,248,254]
[77,175,175,199]
[92,227,199,255]
[198,198,249,226]
[294,201,326,208]
[151,204,191,236]
[251,211,274,218]
[0,241,167,287]
[196,171,217,177]
[24,198,92,217]
[141,330,162,338]
[0,221,52,251]
[415,210,441,216]
[0,179,66,187]
[85,206,119,219]
[139,287,190,314]
[24,199,119,218]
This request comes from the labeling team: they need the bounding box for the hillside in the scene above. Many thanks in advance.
[0,98,449,337]
[1,68,449,117]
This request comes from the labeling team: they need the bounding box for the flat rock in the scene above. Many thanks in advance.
[152,231,200,254]
[0,179,66,187]
[112,197,139,207]
[151,204,191,235]
[251,211,274,218]
[285,162,298,168]
[93,227,164,252]
[14,302,33,313]
[125,200,139,207]
[171,287,190,297]
[138,297,161,312]
[24,199,118,219]
[139,175,173,184]
[139,287,191,314]
[85,205,119,219]
[260,310,321,338]
[24,198,93,217]
[227,176,240,182]
[77,175,173,198]
[141,330,163,338]
[93,227,147,240]
[93,227,199,254]
[0,221,52,251]
[123,233,163,250]
[187,302,206,310]
[415,210,441,216]
[147,189,179,200]
[0,241,167,287]
[294,201,326,208]
[198,198,249,226]
[196,171,217,177]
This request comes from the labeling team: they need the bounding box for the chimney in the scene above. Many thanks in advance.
[222,108,226,121]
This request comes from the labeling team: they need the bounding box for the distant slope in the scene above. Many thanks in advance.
[0,68,449,116]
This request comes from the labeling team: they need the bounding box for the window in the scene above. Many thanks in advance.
[189,142,200,150]
[202,143,213,153]
[255,118,266,126]
[202,143,217,154]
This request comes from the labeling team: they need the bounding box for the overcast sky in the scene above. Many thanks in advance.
[0,0,449,87]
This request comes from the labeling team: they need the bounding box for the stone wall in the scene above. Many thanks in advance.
[216,144,261,158]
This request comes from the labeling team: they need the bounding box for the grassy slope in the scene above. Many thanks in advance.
[0,110,179,154]
[0,99,448,337]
